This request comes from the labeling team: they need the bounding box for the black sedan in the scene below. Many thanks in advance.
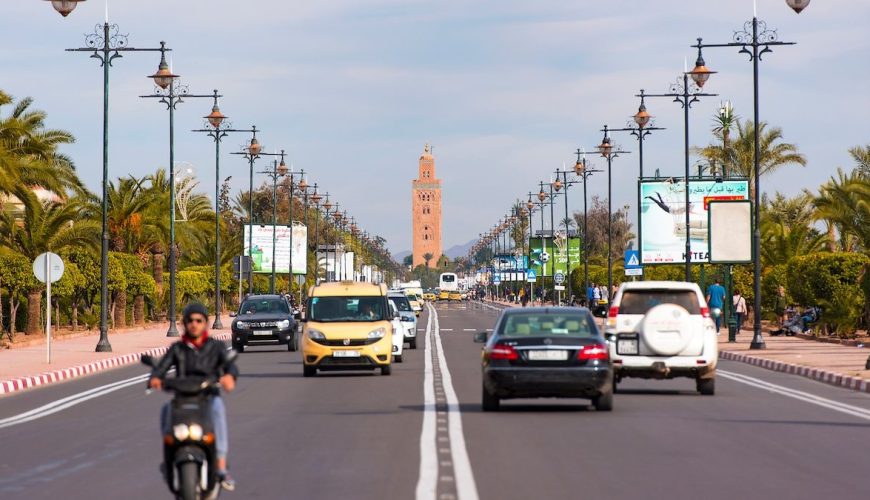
[474,307,613,412]
[231,295,298,352]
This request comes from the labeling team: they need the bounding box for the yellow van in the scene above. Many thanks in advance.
[301,282,395,377]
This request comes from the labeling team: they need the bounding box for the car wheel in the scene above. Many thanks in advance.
[481,385,500,412]
[697,377,715,395]
[303,365,316,377]
[612,377,619,394]
[593,390,614,411]
[287,335,298,352]
[395,354,403,363]
[409,339,417,350]
[381,364,392,376]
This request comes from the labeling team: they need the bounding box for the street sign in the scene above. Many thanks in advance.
[493,273,502,285]
[625,268,643,276]
[554,272,565,284]
[33,252,64,284]
[554,285,566,291]
[33,252,64,365]
[526,269,537,283]
[624,250,641,270]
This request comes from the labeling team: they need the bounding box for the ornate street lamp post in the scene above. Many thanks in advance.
[231,128,263,293]
[67,22,167,351]
[596,127,630,307]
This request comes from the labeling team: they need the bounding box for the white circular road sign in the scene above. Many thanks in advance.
[33,252,65,284]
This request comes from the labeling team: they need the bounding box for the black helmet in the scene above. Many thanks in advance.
[182,302,209,323]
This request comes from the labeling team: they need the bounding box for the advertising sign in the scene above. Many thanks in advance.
[528,236,581,277]
[639,179,748,265]
[708,200,752,264]
[493,255,528,272]
[244,223,308,274]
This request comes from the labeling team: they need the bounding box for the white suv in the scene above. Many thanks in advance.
[605,281,717,395]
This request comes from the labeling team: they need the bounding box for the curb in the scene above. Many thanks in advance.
[0,333,231,397]
[719,350,870,394]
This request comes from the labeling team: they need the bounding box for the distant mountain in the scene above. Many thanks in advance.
[394,250,411,262]
[443,239,476,259]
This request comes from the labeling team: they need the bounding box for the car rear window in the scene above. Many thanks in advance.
[618,290,701,315]
[389,296,412,312]
[500,313,596,338]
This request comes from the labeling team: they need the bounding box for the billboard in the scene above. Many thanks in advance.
[528,236,581,277]
[708,200,752,264]
[639,179,748,264]
[244,223,308,274]
[493,255,528,272]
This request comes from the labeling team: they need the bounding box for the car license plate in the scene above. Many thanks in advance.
[333,350,360,358]
[617,339,639,355]
[253,330,273,336]
[527,350,568,361]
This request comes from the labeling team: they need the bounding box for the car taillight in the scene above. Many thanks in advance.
[577,344,609,361]
[488,344,518,361]
[608,306,619,318]
[700,306,710,318]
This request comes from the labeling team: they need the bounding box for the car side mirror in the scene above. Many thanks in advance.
[229,312,237,318]
[473,332,488,343]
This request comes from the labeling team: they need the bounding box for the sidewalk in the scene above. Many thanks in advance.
[0,316,230,395]
[719,328,870,392]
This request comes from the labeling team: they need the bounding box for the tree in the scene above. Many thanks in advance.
[698,120,806,197]
[423,252,433,268]
[571,196,634,263]
[849,144,870,178]
[0,192,97,334]
[402,254,413,267]
[0,253,38,338]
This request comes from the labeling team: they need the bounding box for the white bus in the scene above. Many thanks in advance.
[439,272,459,292]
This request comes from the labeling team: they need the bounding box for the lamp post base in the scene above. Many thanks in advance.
[166,321,180,337]
[212,317,224,330]
[749,338,766,350]
[95,333,112,353]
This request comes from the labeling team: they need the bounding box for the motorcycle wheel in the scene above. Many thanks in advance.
[178,461,199,500]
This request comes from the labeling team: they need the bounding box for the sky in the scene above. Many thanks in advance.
[2,0,869,257]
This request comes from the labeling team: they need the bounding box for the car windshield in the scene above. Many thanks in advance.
[499,313,596,338]
[239,298,289,315]
[389,297,412,312]
[618,290,701,315]
[309,296,385,322]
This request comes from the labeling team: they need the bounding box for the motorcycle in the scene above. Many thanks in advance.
[142,352,236,500]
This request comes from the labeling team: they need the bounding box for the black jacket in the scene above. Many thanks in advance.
[151,337,239,382]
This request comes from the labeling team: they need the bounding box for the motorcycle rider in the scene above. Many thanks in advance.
[149,302,239,491]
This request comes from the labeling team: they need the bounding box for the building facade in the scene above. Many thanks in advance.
[411,143,442,268]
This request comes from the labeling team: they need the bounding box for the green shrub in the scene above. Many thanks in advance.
[786,252,869,335]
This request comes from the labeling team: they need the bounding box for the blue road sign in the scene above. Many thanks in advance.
[526,269,537,283]
[493,273,501,285]
[624,250,641,269]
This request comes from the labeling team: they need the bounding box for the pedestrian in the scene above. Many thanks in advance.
[520,287,529,307]
[774,285,787,327]
[592,283,601,303]
[599,285,608,303]
[706,278,726,333]
[732,289,747,332]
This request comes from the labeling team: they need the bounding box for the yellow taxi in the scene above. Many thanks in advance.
[301,281,394,377]
[422,292,437,302]
[448,291,462,301]
[406,293,423,316]
[439,290,450,301]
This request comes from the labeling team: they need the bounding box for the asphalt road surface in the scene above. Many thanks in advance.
[2,301,869,500]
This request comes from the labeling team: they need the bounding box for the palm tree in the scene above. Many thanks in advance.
[699,120,806,197]
[760,219,826,267]
[813,169,870,253]
[0,92,83,200]
[423,252,433,268]
[0,192,98,334]
[711,101,737,177]
[848,144,870,178]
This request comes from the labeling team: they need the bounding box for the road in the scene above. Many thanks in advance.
[1,301,869,499]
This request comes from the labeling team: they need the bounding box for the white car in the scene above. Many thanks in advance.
[604,281,717,395]
[388,292,418,349]
[389,301,405,363]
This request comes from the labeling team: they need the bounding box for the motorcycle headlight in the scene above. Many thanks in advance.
[307,329,326,340]
[367,327,386,339]
[173,424,190,441]
[277,319,291,329]
[188,424,203,441]
[235,321,250,330]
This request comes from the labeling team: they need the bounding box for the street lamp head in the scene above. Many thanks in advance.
[46,0,85,17]
[786,0,810,13]
[323,199,333,211]
[688,39,716,88]
[205,92,226,128]
[553,178,563,192]
[574,158,586,176]
[527,199,535,211]
[149,42,178,90]
[311,191,322,205]
[277,159,289,177]
[537,189,547,202]
[633,98,651,128]
[247,136,261,156]
[298,178,308,191]
[597,136,613,158]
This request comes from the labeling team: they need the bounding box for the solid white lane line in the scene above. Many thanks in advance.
[416,307,438,500]
[0,373,150,429]
[462,329,475,332]
[440,329,453,332]
[719,370,870,421]
[432,306,479,500]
